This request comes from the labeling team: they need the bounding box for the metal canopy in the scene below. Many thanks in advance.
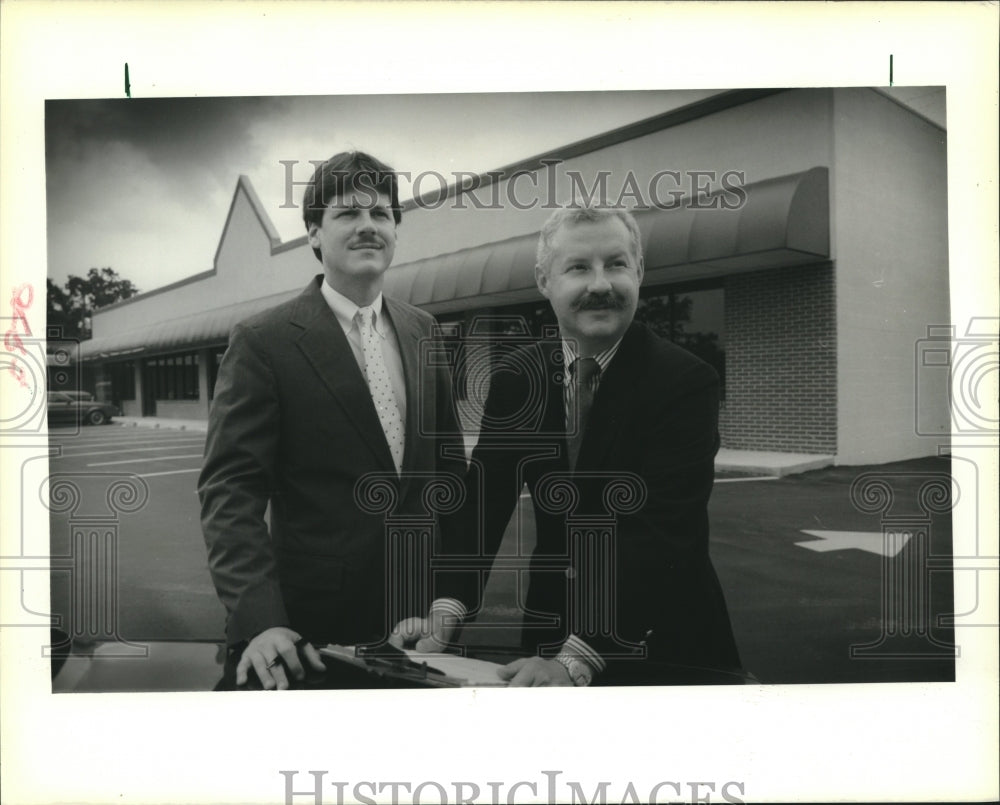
[81,167,829,361]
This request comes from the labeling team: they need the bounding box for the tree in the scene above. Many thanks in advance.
[46,267,139,340]
[46,278,74,337]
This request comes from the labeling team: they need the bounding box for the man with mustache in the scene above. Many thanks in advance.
[395,205,741,686]
[199,151,466,690]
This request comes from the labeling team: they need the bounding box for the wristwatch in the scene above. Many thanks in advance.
[554,652,594,687]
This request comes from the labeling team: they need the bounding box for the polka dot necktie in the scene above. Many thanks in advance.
[356,306,404,473]
[568,356,600,471]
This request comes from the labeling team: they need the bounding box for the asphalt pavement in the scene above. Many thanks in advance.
[45,422,955,689]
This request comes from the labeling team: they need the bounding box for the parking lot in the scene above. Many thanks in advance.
[46,422,956,687]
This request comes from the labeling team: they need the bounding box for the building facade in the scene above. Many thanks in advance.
[77,88,950,465]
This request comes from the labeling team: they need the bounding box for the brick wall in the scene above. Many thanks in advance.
[720,263,837,453]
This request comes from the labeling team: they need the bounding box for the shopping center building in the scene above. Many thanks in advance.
[75,88,950,466]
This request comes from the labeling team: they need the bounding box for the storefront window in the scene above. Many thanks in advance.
[636,284,725,396]
[437,303,556,403]
[107,360,136,402]
[144,351,200,402]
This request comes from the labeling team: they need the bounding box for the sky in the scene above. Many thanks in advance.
[45,90,720,294]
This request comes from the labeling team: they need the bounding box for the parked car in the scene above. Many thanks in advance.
[47,390,119,426]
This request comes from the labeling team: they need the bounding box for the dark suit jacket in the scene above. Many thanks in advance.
[455,321,740,679]
[198,276,465,648]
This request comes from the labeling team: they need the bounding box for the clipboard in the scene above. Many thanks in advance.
[320,643,508,688]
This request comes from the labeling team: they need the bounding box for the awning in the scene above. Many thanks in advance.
[81,167,829,361]
[645,165,830,278]
[385,232,540,314]
[79,290,298,362]
[387,165,830,314]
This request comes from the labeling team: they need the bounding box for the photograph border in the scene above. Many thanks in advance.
[2,2,997,804]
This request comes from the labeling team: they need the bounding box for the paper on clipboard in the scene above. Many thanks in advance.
[401,649,508,687]
[320,644,509,687]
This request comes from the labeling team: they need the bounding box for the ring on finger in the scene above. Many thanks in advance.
[265,657,282,669]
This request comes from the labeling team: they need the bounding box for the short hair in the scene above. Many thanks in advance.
[302,151,402,261]
[535,206,643,275]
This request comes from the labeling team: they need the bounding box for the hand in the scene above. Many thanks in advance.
[497,657,573,687]
[388,612,456,653]
[236,627,326,690]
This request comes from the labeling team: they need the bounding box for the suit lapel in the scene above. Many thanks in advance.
[383,296,430,497]
[540,341,571,469]
[574,323,644,471]
[291,279,397,472]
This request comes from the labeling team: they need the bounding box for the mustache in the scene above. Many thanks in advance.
[573,293,627,311]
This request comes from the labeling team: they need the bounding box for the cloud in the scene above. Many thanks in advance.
[45,91,703,291]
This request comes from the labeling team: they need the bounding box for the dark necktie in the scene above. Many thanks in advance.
[568,356,600,471]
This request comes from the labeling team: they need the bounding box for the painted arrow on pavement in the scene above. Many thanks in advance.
[796,530,912,558]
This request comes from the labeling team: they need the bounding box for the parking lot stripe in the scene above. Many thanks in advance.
[54,444,206,459]
[54,437,204,450]
[87,454,203,467]
[135,468,202,479]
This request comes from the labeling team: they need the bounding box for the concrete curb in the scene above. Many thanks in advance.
[116,417,208,433]
[715,449,835,478]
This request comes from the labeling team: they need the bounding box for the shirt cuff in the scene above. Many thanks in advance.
[560,634,606,676]
[429,597,468,623]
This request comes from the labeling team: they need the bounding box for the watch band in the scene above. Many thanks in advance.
[554,652,594,687]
